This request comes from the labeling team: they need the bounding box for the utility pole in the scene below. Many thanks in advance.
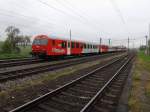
[133,38,135,49]
[109,38,111,46]
[70,29,71,41]
[128,37,129,51]
[100,38,102,52]
[145,35,148,55]
[100,38,102,45]
[69,29,72,51]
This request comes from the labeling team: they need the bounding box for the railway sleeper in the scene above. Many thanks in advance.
[75,84,100,90]
[70,86,98,93]
[54,93,88,105]
[93,104,115,112]
[101,98,116,105]
[49,97,83,112]
[105,93,117,98]
[61,92,91,100]
[82,78,103,84]
[69,88,96,95]
[38,101,69,112]
[101,95,119,103]
[38,104,62,112]
[87,77,104,81]
[91,75,104,79]
[52,97,84,106]
[64,89,94,98]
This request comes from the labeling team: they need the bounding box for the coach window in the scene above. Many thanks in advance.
[91,45,92,49]
[62,41,66,48]
[71,42,75,48]
[84,44,86,48]
[76,43,79,48]
[88,44,90,49]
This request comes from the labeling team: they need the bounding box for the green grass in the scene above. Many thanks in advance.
[138,50,150,72]
[138,51,150,98]
[128,50,150,112]
[0,45,32,59]
[138,50,150,62]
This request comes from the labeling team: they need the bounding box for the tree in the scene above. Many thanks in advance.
[139,45,146,51]
[5,26,20,50]
[2,26,31,53]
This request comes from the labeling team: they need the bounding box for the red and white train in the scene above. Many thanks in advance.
[32,35,126,58]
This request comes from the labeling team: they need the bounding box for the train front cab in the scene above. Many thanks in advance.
[32,35,49,58]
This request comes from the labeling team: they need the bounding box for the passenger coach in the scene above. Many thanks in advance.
[32,35,125,58]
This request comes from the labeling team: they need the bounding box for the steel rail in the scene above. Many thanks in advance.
[80,56,133,112]
[0,57,34,63]
[0,58,45,68]
[0,53,120,68]
[0,53,125,82]
[9,55,127,112]
[0,53,108,68]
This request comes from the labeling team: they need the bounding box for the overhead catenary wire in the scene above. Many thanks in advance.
[35,0,108,35]
[109,0,131,36]
[61,0,111,35]
[54,0,107,34]
[0,8,76,38]
[0,8,68,28]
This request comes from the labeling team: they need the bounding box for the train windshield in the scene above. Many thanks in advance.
[33,38,48,45]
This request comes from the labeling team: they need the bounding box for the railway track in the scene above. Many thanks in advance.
[0,58,45,68]
[0,53,125,82]
[0,53,117,68]
[0,57,34,63]
[9,54,133,112]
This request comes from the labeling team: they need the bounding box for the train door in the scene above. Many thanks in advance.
[67,40,71,55]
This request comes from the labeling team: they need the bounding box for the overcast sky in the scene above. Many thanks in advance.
[0,0,150,47]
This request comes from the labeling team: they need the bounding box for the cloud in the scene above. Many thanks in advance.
[0,0,149,47]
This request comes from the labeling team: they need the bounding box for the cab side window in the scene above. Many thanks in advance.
[52,40,55,46]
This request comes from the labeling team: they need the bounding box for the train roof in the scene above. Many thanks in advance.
[34,34,102,45]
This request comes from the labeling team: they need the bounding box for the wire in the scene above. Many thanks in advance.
[35,0,103,34]
[108,0,131,36]
[62,0,111,35]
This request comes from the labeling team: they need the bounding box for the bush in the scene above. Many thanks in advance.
[2,39,21,54]
[2,40,13,53]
